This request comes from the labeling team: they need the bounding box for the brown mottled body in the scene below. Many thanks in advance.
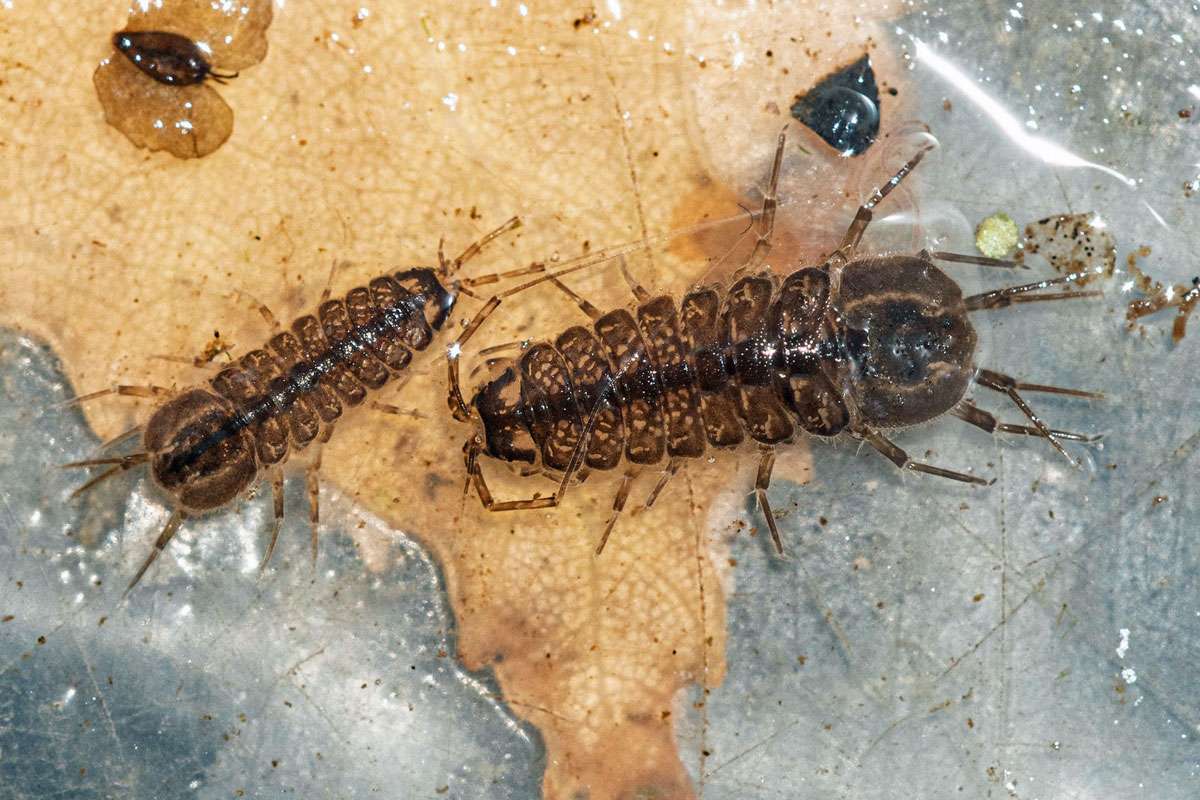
[456,129,1102,555]
[474,255,976,473]
[147,268,448,513]
[65,220,531,594]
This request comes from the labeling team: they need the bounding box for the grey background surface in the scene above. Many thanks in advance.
[2,1,1198,798]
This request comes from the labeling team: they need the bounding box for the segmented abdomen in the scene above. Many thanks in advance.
[208,271,438,468]
[473,269,852,471]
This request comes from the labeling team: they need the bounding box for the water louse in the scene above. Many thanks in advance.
[447,129,1104,554]
[65,221,541,593]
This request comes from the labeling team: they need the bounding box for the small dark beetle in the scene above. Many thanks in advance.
[112,30,238,87]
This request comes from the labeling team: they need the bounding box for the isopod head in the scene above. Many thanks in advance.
[839,254,978,428]
[143,389,257,512]
[394,268,457,332]
[473,362,538,464]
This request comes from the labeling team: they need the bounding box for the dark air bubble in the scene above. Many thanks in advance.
[789,54,881,156]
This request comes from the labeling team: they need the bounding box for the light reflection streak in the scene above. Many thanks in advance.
[915,40,1136,187]
[1141,200,1169,229]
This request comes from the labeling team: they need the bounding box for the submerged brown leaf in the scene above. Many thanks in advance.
[1,1,910,796]
[93,53,234,158]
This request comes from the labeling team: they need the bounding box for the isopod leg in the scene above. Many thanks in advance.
[227,287,284,335]
[754,447,785,556]
[964,273,1104,311]
[928,251,1028,270]
[63,452,150,498]
[97,424,145,453]
[259,468,285,573]
[735,125,787,278]
[951,400,1099,442]
[55,384,173,409]
[973,369,1098,466]
[306,455,321,566]
[859,427,990,486]
[123,509,186,598]
[836,142,936,258]
[595,468,641,556]
[318,259,341,305]
[463,440,557,512]
[152,352,230,370]
[642,458,682,510]
[369,401,422,419]
[447,296,502,421]
[618,255,652,303]
[547,276,602,321]
[442,217,523,276]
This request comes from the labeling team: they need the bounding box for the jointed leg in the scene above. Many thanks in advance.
[595,468,641,556]
[619,255,651,303]
[965,273,1104,311]
[642,458,682,510]
[447,296,504,420]
[225,286,283,334]
[974,369,1101,466]
[259,468,286,572]
[547,276,602,321]
[123,510,186,598]
[306,455,322,566]
[63,452,150,498]
[97,424,145,453]
[319,258,343,305]
[440,217,523,277]
[836,141,936,258]
[927,251,1028,270]
[952,399,1099,442]
[55,384,173,409]
[755,446,785,555]
[735,126,787,278]
[369,401,423,419]
[860,427,990,486]
[464,445,556,512]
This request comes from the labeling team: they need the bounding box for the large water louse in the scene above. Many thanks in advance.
[448,129,1104,554]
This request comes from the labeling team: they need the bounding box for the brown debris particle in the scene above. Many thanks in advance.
[1124,246,1200,342]
[1018,212,1116,285]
